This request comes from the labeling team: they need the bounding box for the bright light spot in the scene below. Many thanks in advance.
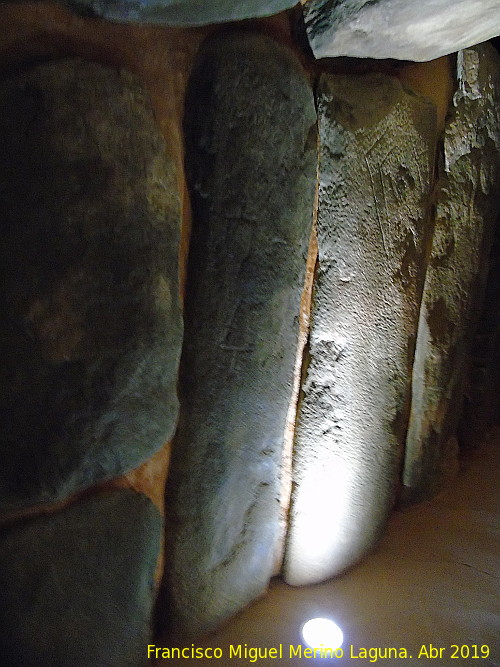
[302,617,343,650]
[290,459,353,582]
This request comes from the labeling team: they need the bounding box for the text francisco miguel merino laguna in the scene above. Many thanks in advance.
[148,643,429,662]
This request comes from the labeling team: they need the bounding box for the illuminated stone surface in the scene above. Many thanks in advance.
[303,0,500,62]
[164,31,316,636]
[284,73,436,585]
[62,0,298,25]
[0,489,161,666]
[0,59,182,513]
[403,43,500,503]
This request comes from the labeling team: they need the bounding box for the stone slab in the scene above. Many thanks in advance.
[284,72,436,585]
[0,489,162,666]
[303,0,500,62]
[459,227,500,448]
[402,44,500,503]
[62,0,298,25]
[0,59,182,513]
[164,30,316,636]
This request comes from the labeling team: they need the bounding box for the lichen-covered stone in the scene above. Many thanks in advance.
[303,0,500,62]
[62,0,297,25]
[284,73,436,586]
[0,59,182,514]
[164,31,316,636]
[403,44,500,503]
[0,489,161,666]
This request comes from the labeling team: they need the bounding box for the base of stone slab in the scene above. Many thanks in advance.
[0,489,162,667]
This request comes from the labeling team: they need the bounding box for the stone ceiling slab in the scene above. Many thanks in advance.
[63,0,298,25]
[303,0,500,61]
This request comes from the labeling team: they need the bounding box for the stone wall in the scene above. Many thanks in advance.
[0,2,499,664]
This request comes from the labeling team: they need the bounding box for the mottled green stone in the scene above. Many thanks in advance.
[0,59,182,513]
[0,489,162,667]
[163,30,316,637]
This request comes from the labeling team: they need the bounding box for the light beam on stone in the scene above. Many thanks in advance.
[287,457,353,577]
[284,72,437,586]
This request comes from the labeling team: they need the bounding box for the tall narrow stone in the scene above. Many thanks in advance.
[0,59,182,513]
[284,73,436,585]
[164,31,316,636]
[403,44,500,503]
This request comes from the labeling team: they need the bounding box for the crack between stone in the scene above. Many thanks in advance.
[276,112,321,575]
[210,481,270,574]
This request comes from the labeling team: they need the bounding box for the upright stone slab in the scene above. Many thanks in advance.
[403,44,500,503]
[284,73,436,585]
[62,0,298,25]
[303,0,500,62]
[0,59,182,513]
[459,227,500,448]
[0,489,161,667]
[164,31,316,636]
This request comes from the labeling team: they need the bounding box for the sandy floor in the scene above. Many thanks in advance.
[154,429,499,666]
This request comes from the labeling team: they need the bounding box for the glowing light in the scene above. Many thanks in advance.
[287,458,354,585]
[302,617,344,651]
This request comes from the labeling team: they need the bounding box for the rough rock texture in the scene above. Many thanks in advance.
[0,59,182,513]
[403,44,500,503]
[398,57,455,135]
[302,0,500,62]
[62,0,298,25]
[0,489,161,667]
[284,73,436,586]
[163,31,317,636]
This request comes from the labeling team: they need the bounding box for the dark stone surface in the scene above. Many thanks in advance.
[0,59,182,513]
[459,219,500,446]
[62,0,298,25]
[0,489,162,667]
[284,72,436,585]
[163,30,316,636]
[303,0,500,61]
[403,44,500,502]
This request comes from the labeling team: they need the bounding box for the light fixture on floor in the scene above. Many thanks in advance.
[302,617,343,650]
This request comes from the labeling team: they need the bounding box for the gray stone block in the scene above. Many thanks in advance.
[284,73,436,585]
[61,0,298,25]
[0,489,162,667]
[403,44,500,503]
[164,30,316,636]
[303,0,500,62]
[0,59,182,513]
